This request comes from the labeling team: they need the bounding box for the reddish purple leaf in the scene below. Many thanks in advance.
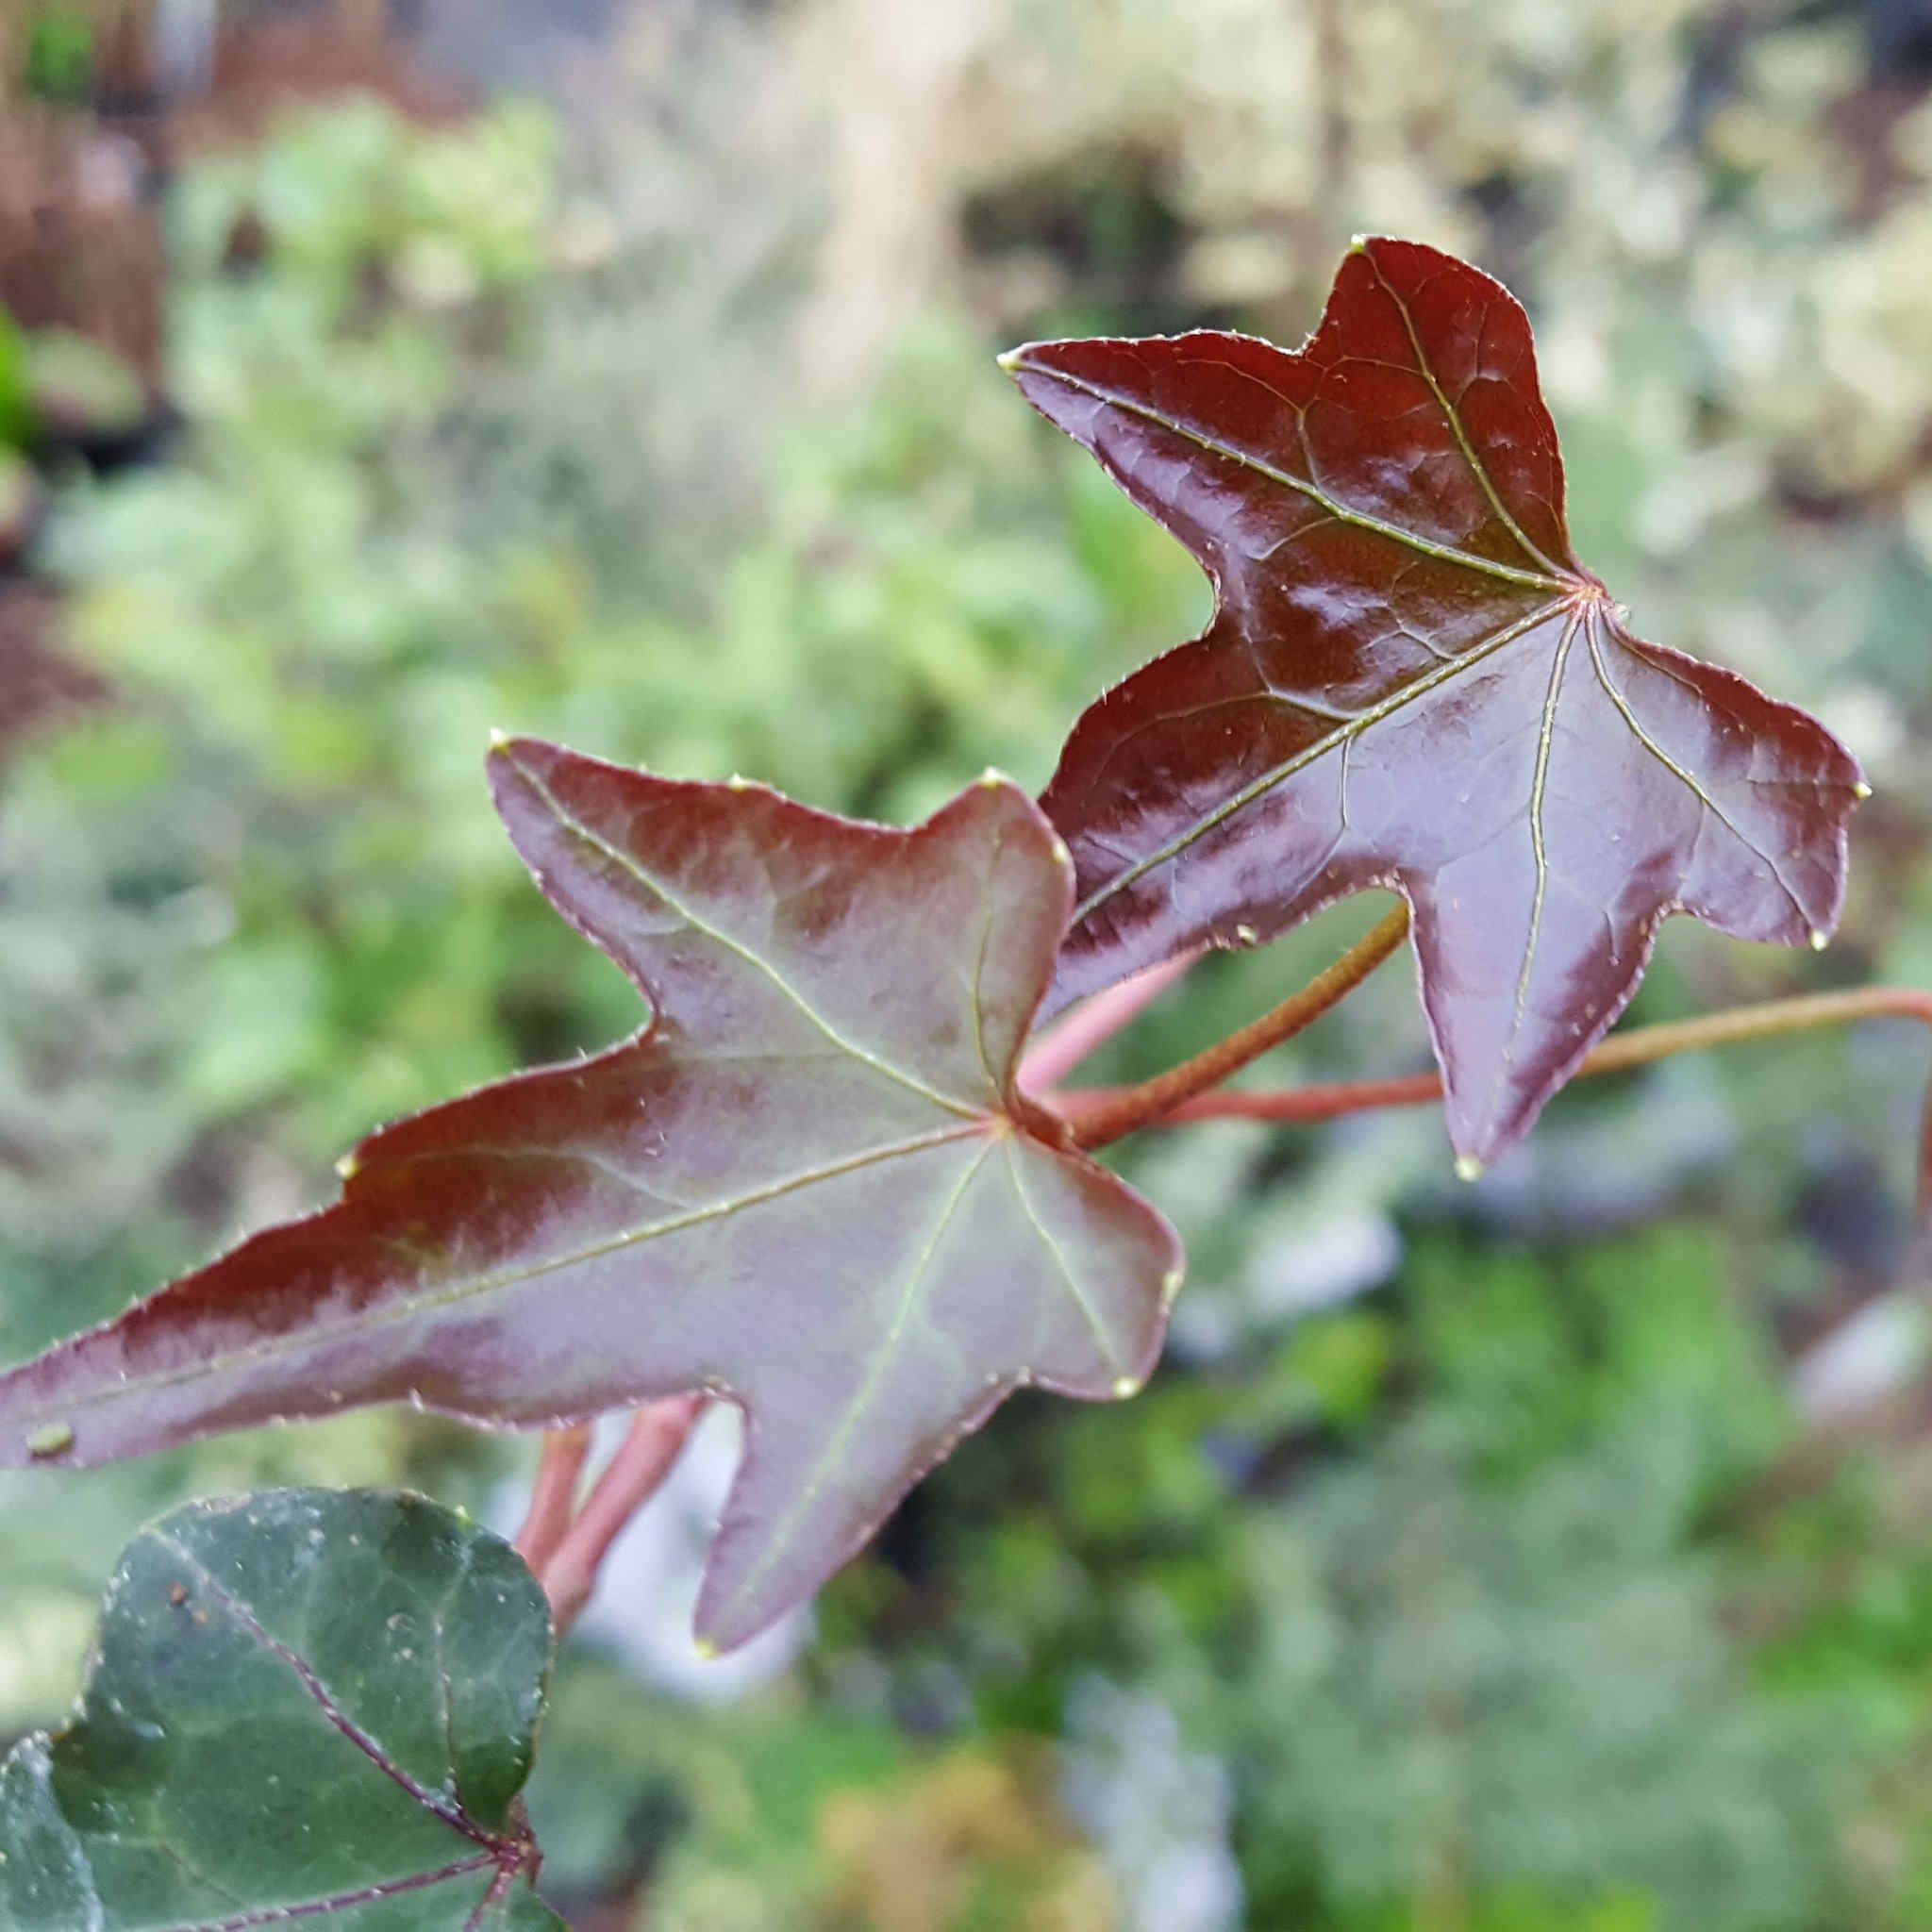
[1008,236,1865,1165]
[0,742,1180,1651]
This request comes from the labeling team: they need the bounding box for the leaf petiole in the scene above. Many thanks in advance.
[1058,977,1932,1210]
[534,1395,706,1641]
[513,1423,594,1578]
[1060,903,1412,1150]
[1018,945,1206,1091]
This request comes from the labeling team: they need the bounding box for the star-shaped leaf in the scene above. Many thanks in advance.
[0,1489,562,1930]
[1007,237,1865,1164]
[0,745,1180,1651]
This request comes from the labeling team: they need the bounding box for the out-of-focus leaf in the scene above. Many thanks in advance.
[1916,1069,1932,1230]
[0,1488,563,1929]
[1008,237,1864,1163]
[0,309,31,449]
[818,1746,1114,1931]
[0,745,1179,1650]
[20,10,92,105]
[0,451,42,567]
[23,329,145,445]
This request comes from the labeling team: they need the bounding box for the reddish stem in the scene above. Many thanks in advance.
[1018,947,1203,1091]
[1055,984,1932,1172]
[538,1394,706,1640]
[1066,904,1411,1151]
[1096,1070,1441,1126]
[512,1424,593,1578]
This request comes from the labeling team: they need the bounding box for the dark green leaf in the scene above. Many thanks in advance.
[0,1487,562,1929]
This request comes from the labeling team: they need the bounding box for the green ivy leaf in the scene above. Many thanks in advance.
[0,1489,563,1929]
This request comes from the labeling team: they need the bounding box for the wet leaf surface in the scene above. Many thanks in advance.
[0,1488,562,1930]
[0,745,1179,1649]
[1008,237,1864,1162]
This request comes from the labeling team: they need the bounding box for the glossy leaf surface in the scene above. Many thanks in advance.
[1008,237,1864,1162]
[0,744,1179,1650]
[0,1488,561,1930]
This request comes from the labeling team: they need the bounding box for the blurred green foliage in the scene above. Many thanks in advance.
[0,310,29,452]
[5,6,1932,1921]
[836,1225,1852,1931]
[18,6,90,107]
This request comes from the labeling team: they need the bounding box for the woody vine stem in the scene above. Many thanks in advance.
[516,901,1932,1638]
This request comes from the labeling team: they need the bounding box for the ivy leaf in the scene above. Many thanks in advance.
[1006,237,1865,1165]
[0,1488,562,1930]
[0,744,1179,1651]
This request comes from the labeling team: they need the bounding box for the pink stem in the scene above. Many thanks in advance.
[512,1424,592,1578]
[1064,907,1411,1151]
[1054,985,1932,1150]
[1062,1071,1443,1127]
[538,1395,706,1640]
[1018,948,1203,1092]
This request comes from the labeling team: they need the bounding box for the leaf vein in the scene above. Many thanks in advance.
[968,824,1004,1097]
[711,1133,1003,1625]
[1073,597,1571,927]
[1582,610,1809,924]
[149,1531,504,1850]
[998,1136,1128,1377]
[36,1125,985,1432]
[143,1853,503,1930]
[506,749,978,1120]
[1021,358,1568,593]
[1360,253,1568,581]
[1497,608,1581,1102]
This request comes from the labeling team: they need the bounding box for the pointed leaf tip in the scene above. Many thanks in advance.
[1454,1156,1484,1183]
